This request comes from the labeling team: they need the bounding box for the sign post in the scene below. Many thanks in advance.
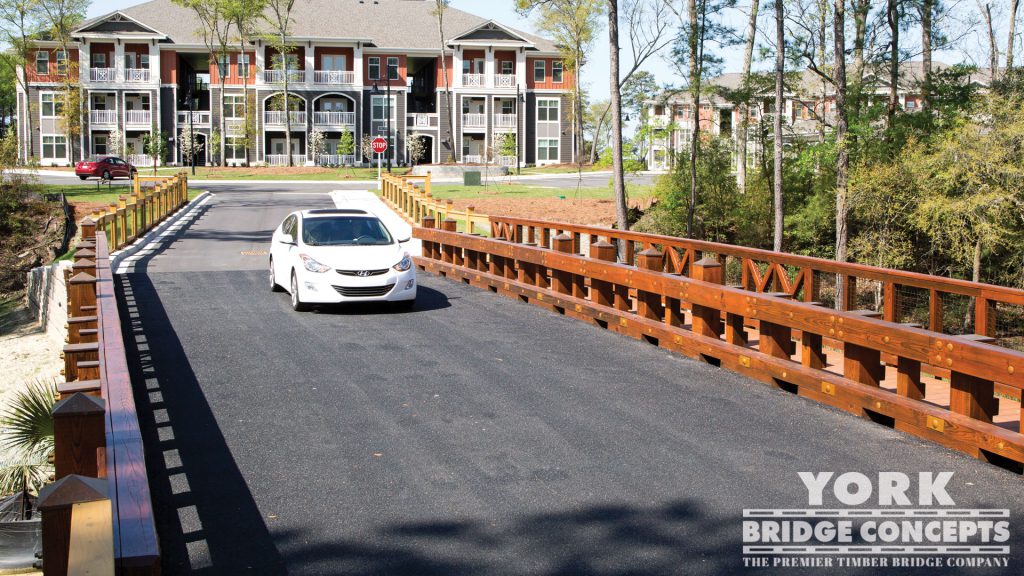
[371,137,389,188]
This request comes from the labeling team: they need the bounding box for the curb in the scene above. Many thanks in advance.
[110,191,213,273]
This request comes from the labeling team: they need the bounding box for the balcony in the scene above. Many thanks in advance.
[462,113,486,130]
[463,74,485,88]
[408,113,437,128]
[266,154,307,166]
[263,69,305,84]
[90,110,117,125]
[125,68,151,83]
[312,111,356,127]
[89,68,116,82]
[177,111,211,125]
[264,111,307,127]
[494,74,516,88]
[124,110,152,125]
[493,114,517,130]
[315,154,355,167]
[313,70,355,85]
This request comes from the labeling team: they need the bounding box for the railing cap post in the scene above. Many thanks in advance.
[52,392,106,418]
[69,272,97,284]
[693,257,722,268]
[37,474,109,511]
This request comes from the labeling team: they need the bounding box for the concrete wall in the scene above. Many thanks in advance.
[25,261,71,347]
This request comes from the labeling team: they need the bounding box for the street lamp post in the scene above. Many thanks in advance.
[386,73,392,173]
[516,84,524,176]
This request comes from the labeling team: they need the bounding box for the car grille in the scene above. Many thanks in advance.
[333,284,395,298]
[337,268,389,277]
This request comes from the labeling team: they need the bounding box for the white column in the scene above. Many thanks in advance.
[304,44,315,85]
[515,49,526,89]
[354,44,364,89]
[79,43,90,84]
[453,47,462,88]
[485,47,494,88]
[114,42,125,83]
[149,43,160,85]
[255,42,265,86]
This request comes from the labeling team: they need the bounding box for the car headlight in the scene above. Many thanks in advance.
[300,254,331,273]
[394,252,413,272]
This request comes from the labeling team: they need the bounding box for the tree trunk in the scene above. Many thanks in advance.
[833,0,850,309]
[737,0,759,193]
[219,57,226,167]
[886,0,899,129]
[817,0,828,142]
[437,5,455,163]
[773,0,784,251]
[1008,0,1020,70]
[978,2,999,79]
[609,0,628,232]
[686,0,700,238]
[921,0,933,108]
[590,104,610,165]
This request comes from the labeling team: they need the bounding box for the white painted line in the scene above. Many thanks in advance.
[329,190,421,257]
[112,192,214,273]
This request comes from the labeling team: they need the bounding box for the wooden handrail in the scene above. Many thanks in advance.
[488,215,1024,340]
[89,172,190,252]
[414,222,1024,470]
[379,173,490,235]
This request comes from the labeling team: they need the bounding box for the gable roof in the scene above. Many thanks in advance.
[81,0,559,53]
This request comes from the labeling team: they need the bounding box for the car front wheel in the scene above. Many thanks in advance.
[290,272,309,312]
[78,175,87,180]
[102,170,111,180]
[269,258,284,292]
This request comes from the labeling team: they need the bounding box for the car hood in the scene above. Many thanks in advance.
[300,243,406,270]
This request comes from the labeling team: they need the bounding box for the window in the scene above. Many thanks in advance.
[322,54,345,71]
[371,95,396,122]
[42,135,67,159]
[387,57,399,80]
[226,137,245,161]
[139,53,149,69]
[537,99,559,122]
[217,55,229,78]
[905,99,917,110]
[552,61,563,83]
[462,59,471,74]
[41,93,62,117]
[55,50,67,74]
[533,60,545,82]
[272,53,298,70]
[35,51,48,74]
[368,56,380,80]
[237,54,250,77]
[538,138,559,161]
[224,94,244,118]
[655,105,665,116]
[501,61,513,75]
[501,99,515,114]
[93,53,106,68]
[93,135,108,155]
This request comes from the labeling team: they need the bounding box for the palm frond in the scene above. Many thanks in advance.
[0,448,52,497]
[0,378,57,456]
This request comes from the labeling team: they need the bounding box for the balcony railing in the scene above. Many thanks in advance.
[463,74,485,87]
[493,114,517,129]
[463,154,482,164]
[313,70,355,85]
[266,154,307,166]
[494,74,516,88]
[263,69,305,84]
[89,110,117,125]
[496,155,517,167]
[312,111,356,126]
[124,110,152,125]
[462,113,486,129]
[126,154,154,167]
[177,111,211,125]
[408,113,435,128]
[315,154,355,167]
[125,68,151,82]
[264,111,307,126]
[89,68,116,82]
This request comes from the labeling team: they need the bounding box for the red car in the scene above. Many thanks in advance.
[75,156,137,180]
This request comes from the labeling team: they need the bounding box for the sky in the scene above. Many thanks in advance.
[87,0,1015,104]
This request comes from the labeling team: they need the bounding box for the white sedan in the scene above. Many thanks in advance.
[269,209,417,311]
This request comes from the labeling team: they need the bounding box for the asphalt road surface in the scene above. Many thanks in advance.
[118,188,1024,575]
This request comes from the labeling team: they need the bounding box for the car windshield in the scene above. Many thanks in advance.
[301,216,394,246]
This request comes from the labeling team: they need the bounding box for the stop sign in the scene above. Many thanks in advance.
[370,137,388,154]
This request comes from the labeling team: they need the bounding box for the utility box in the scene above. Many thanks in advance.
[463,171,481,186]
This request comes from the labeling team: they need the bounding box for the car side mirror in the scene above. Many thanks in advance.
[280,233,295,245]
[397,237,410,244]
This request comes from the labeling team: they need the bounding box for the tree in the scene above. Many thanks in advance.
[772,0,783,251]
[143,130,167,175]
[833,0,851,308]
[0,0,42,163]
[308,128,325,163]
[34,0,88,163]
[260,0,296,165]
[107,129,123,157]
[885,0,900,130]
[1009,0,1020,70]
[225,0,265,166]
[431,1,455,162]
[609,0,627,231]
[919,0,934,108]
[0,379,55,507]
[178,127,200,166]
[977,2,998,79]
[736,0,759,193]
[175,0,233,166]
[407,134,426,166]
[337,130,354,164]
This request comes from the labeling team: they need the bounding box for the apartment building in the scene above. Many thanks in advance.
[645,63,995,172]
[16,0,576,168]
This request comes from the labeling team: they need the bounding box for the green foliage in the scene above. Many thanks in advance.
[497,132,517,158]
[337,130,354,157]
[0,378,56,498]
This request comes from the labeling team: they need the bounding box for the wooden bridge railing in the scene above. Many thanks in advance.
[379,173,489,235]
[415,218,1024,472]
[36,173,189,574]
[488,216,1024,351]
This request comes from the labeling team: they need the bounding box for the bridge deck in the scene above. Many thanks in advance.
[118,190,1024,575]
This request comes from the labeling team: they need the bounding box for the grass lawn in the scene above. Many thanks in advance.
[145,166,399,180]
[41,183,204,206]
[425,182,654,202]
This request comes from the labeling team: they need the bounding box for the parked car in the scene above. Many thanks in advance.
[75,156,137,180]
[269,209,416,311]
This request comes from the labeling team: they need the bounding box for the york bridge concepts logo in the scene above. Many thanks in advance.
[742,472,1011,569]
